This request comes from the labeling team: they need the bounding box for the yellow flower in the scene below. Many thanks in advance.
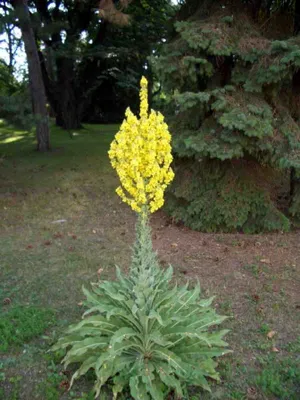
[108,76,174,213]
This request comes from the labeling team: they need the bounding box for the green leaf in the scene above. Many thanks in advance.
[51,334,83,350]
[82,285,100,302]
[189,370,211,392]
[115,265,132,290]
[148,310,165,326]
[202,329,230,346]
[67,316,117,332]
[101,281,127,301]
[175,282,200,312]
[199,296,215,307]
[63,336,109,358]
[130,376,150,400]
[147,377,165,400]
[95,352,112,373]
[110,327,138,348]
[157,368,183,398]
[148,332,173,347]
[113,373,128,399]
[153,282,177,309]
[112,355,136,374]
[69,355,98,386]
[153,348,185,373]
[132,304,139,315]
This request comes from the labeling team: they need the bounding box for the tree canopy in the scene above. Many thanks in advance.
[0,0,176,129]
[23,0,175,129]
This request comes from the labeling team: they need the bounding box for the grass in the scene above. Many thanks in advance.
[254,355,300,399]
[0,121,133,399]
[1,121,300,399]
[0,121,130,315]
[0,306,56,352]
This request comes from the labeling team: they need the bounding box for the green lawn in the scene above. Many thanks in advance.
[0,121,299,400]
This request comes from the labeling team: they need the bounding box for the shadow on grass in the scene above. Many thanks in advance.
[0,120,118,160]
[0,120,119,194]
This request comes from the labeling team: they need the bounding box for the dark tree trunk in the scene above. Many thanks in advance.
[2,7,16,74]
[30,0,109,130]
[31,0,93,130]
[11,0,50,151]
[38,50,57,117]
[290,0,300,203]
[294,0,300,35]
[291,70,300,201]
[59,66,81,129]
[54,55,81,130]
[251,0,263,19]
[6,24,14,73]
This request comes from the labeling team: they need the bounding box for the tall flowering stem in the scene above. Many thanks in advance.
[108,77,174,214]
[53,78,230,400]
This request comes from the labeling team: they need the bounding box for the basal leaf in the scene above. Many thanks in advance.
[157,368,183,398]
[64,336,109,358]
[82,286,102,305]
[113,373,128,399]
[67,316,117,332]
[148,310,165,326]
[51,334,83,351]
[101,281,127,301]
[110,327,138,348]
[175,282,200,313]
[130,376,150,400]
[147,377,165,400]
[153,348,185,373]
[188,370,211,392]
[198,296,216,307]
[69,355,98,386]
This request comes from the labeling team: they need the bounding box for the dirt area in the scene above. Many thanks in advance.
[152,212,300,341]
[153,213,300,301]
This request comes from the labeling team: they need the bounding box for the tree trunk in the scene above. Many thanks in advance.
[11,0,50,151]
[290,0,300,203]
[55,56,81,130]
[6,24,14,73]
[294,0,300,35]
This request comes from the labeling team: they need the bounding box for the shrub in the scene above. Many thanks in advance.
[0,91,34,129]
[0,61,33,129]
[165,159,290,233]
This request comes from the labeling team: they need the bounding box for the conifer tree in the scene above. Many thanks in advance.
[154,0,300,232]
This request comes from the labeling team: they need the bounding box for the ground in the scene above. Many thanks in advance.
[0,121,299,400]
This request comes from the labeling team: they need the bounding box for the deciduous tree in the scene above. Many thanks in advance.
[10,0,50,151]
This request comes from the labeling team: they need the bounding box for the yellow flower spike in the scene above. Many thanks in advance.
[139,76,149,119]
[108,76,174,214]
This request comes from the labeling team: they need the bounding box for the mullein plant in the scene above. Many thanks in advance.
[52,77,230,399]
